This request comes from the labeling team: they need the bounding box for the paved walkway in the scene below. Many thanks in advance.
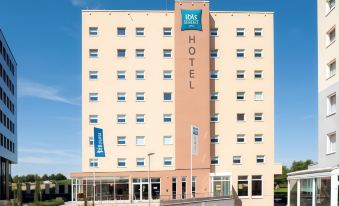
[64,201,160,206]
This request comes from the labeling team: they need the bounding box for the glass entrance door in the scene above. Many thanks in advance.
[211,176,231,197]
[132,178,148,201]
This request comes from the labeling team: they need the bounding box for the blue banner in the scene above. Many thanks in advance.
[181,9,202,31]
[94,127,105,157]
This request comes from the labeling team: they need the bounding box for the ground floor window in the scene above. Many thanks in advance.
[211,176,231,197]
[300,179,313,206]
[172,177,176,200]
[181,176,187,199]
[315,177,331,206]
[290,179,298,206]
[252,175,262,197]
[132,178,160,201]
[192,176,196,198]
[238,176,248,197]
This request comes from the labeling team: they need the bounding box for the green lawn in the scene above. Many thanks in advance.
[275,187,287,193]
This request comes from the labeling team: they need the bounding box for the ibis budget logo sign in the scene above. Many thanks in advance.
[181,9,202,31]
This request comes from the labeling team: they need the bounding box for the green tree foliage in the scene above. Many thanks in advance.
[11,173,68,183]
[289,160,314,172]
[34,175,41,203]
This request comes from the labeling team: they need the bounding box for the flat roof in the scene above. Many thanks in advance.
[0,29,17,65]
[82,10,274,14]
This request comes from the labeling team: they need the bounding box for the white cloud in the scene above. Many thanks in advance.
[18,79,80,106]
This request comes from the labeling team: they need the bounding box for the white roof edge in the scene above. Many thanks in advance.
[81,10,274,14]
[288,166,338,176]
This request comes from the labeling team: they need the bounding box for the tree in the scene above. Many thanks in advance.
[49,174,56,181]
[34,175,41,203]
[290,160,314,172]
[41,174,49,181]
[55,173,67,181]
[17,181,22,206]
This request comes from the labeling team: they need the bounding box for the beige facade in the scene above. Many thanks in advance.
[72,1,281,205]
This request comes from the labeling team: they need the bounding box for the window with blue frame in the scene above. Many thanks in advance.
[211,92,219,101]
[89,137,94,146]
[163,49,172,58]
[164,157,173,166]
[210,49,218,58]
[89,115,98,124]
[210,114,219,122]
[89,71,98,79]
[89,93,98,102]
[210,70,219,79]
[118,159,126,167]
[237,49,245,58]
[89,27,98,36]
[136,49,145,58]
[136,158,145,167]
[163,70,172,79]
[117,115,126,124]
[89,159,98,168]
[210,28,218,36]
[136,114,145,123]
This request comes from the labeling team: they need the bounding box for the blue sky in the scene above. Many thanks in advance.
[0,0,318,176]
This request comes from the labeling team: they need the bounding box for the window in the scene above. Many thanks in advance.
[327,132,336,154]
[89,115,98,124]
[164,157,173,166]
[163,28,172,36]
[327,27,336,46]
[163,49,172,58]
[255,92,264,101]
[89,27,98,36]
[89,71,98,80]
[163,70,173,79]
[254,28,263,37]
[237,134,245,143]
[237,113,245,121]
[164,136,173,145]
[327,59,336,79]
[327,93,336,116]
[237,49,245,58]
[89,136,94,146]
[210,28,218,36]
[236,28,245,37]
[326,0,336,13]
[254,49,263,58]
[210,49,218,58]
[233,156,242,164]
[89,159,98,168]
[89,49,98,58]
[237,70,245,79]
[236,92,245,100]
[256,155,265,164]
[117,71,126,80]
[136,114,145,123]
[136,92,145,101]
[255,134,263,143]
[117,92,126,102]
[255,113,263,121]
[89,93,98,102]
[136,70,145,79]
[117,136,126,145]
[254,70,263,79]
[117,27,126,36]
[238,176,248,197]
[211,135,219,144]
[135,49,145,58]
[117,114,126,124]
[163,114,172,123]
[210,70,219,79]
[118,158,126,167]
[136,158,145,167]
[211,114,219,122]
[252,175,263,197]
[117,49,126,57]
[211,156,219,165]
[211,92,219,101]
[136,28,145,36]
[136,136,145,145]
[164,92,172,101]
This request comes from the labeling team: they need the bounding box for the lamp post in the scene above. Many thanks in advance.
[147,153,155,206]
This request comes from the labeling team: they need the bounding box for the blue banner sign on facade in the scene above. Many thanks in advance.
[94,127,105,157]
[181,9,202,31]
[192,126,199,155]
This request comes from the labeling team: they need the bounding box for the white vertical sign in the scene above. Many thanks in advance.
[191,126,199,156]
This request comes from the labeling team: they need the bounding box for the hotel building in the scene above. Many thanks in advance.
[287,0,339,206]
[0,29,17,200]
[71,1,282,205]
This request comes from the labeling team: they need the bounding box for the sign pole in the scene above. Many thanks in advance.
[190,125,193,199]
